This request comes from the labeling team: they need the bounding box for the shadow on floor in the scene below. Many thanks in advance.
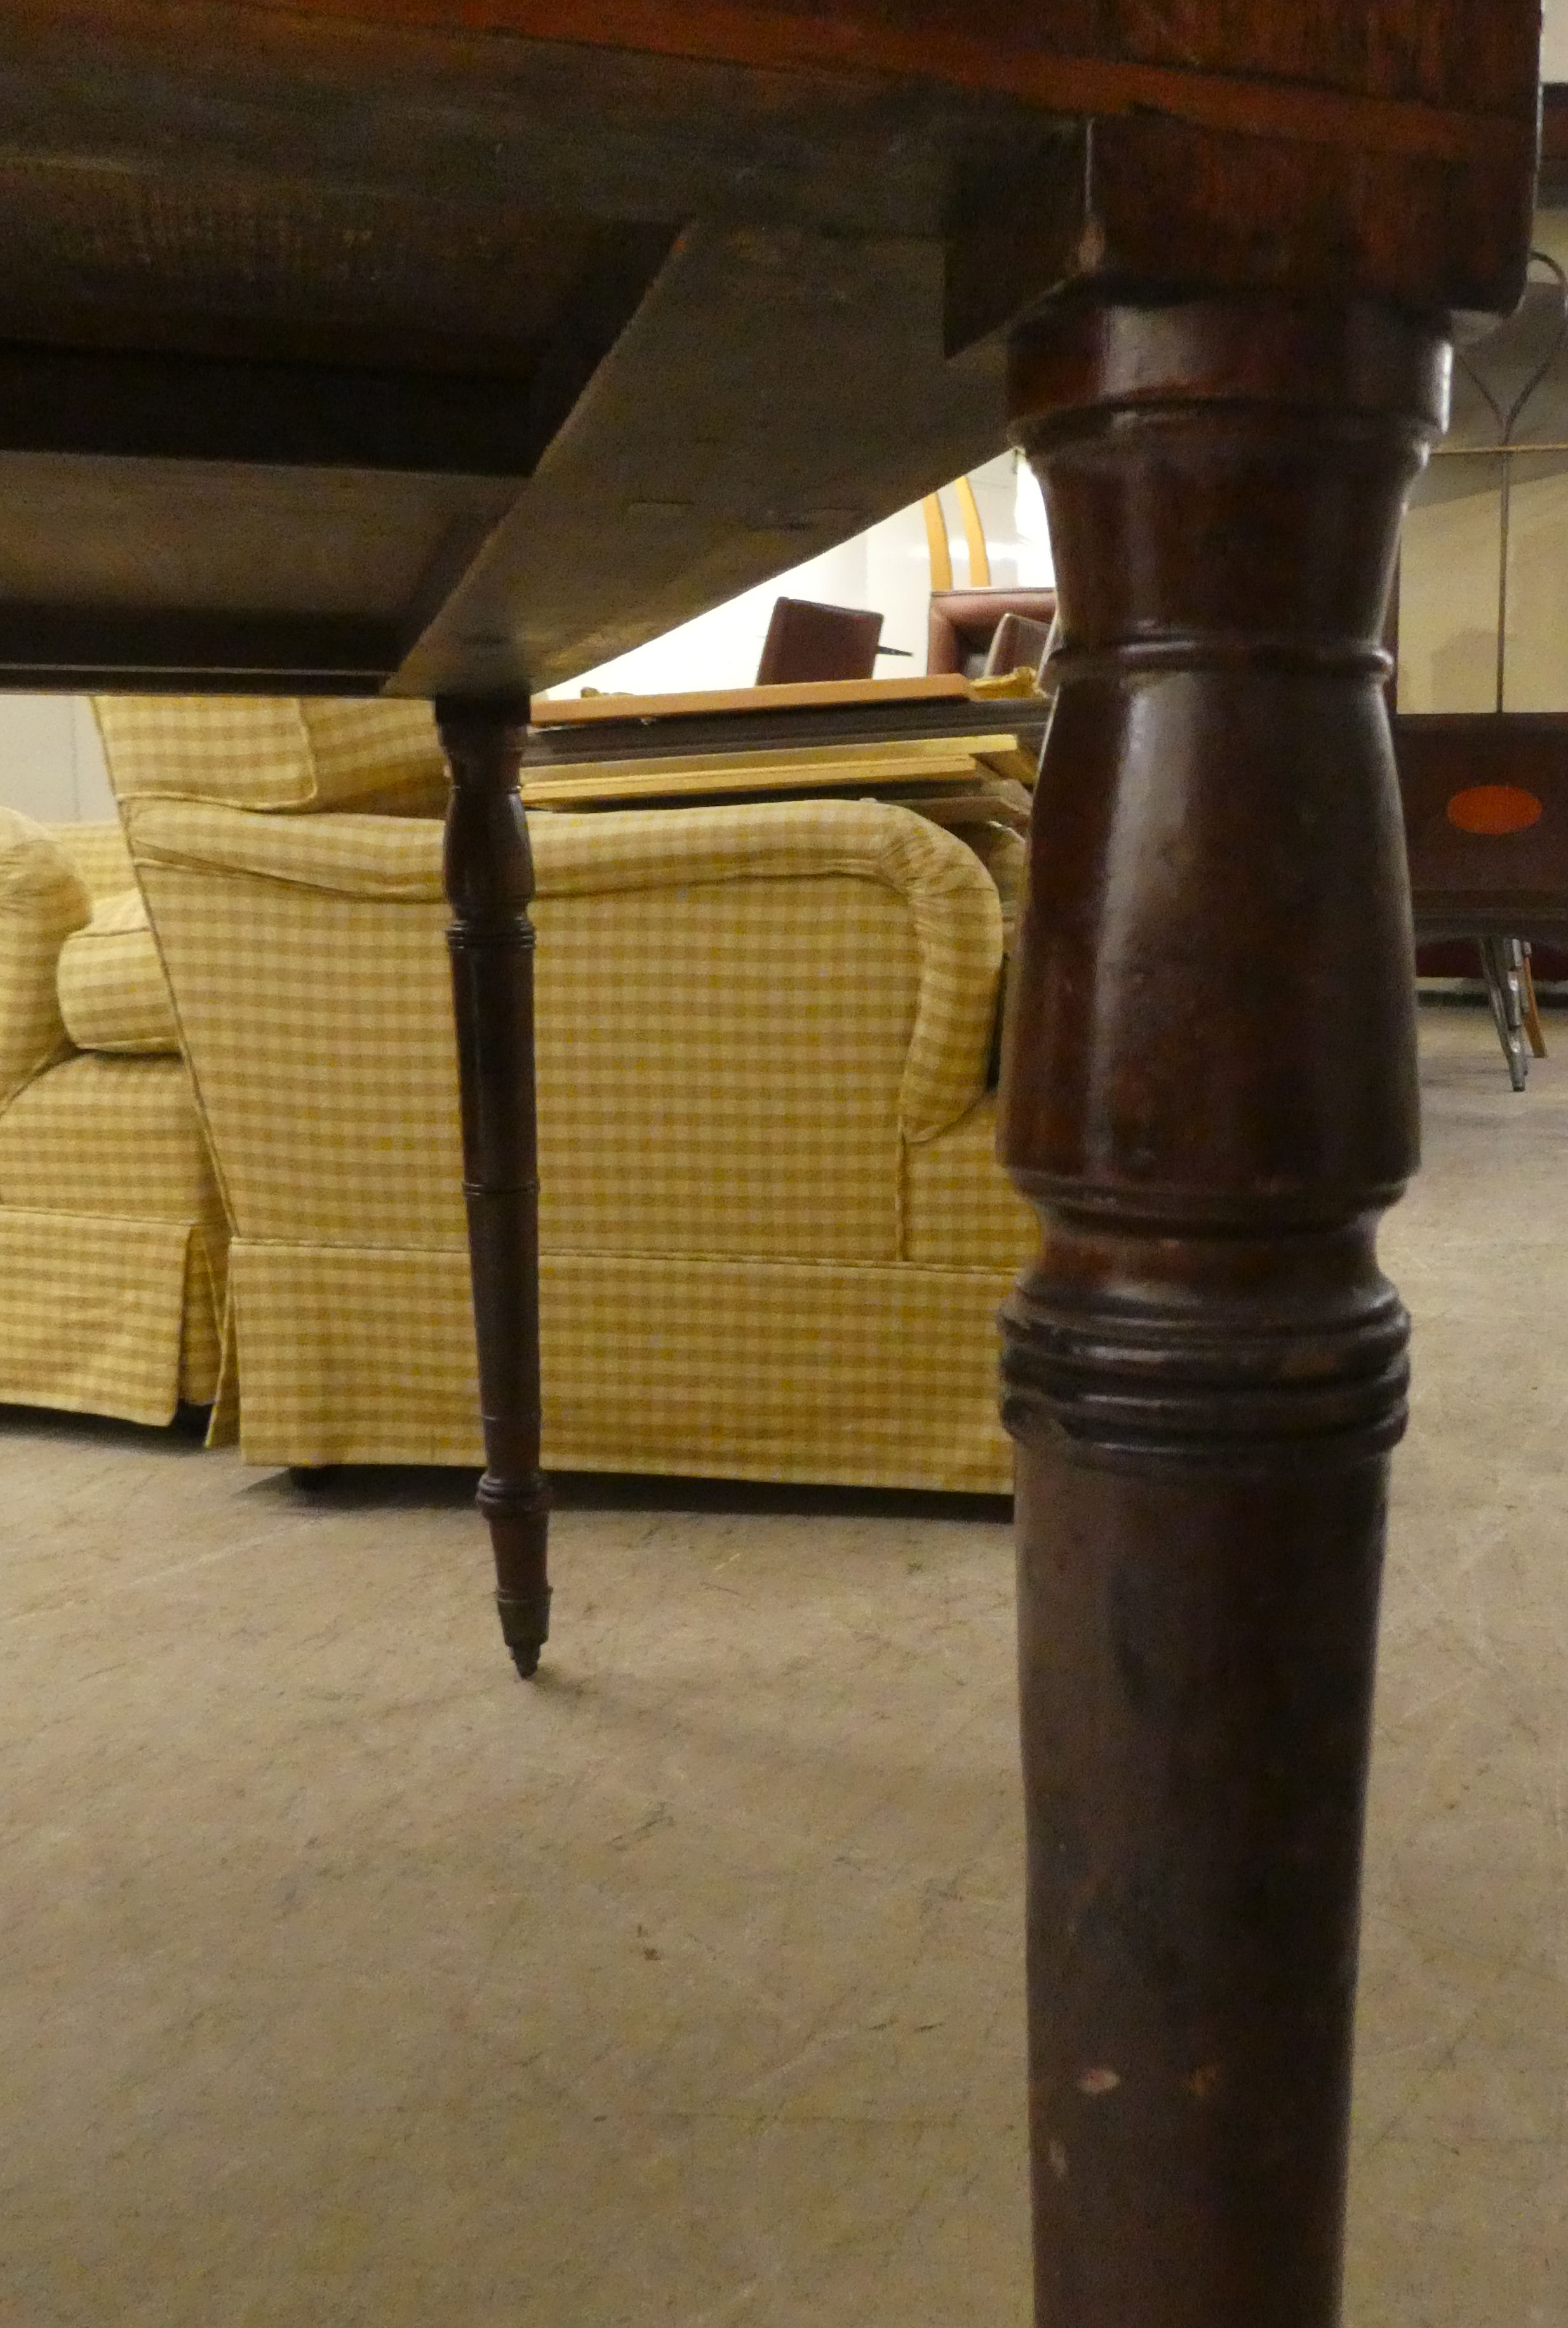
[0,1400,211,1451]
[245,1461,1012,1526]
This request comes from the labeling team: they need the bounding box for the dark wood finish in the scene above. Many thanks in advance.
[754,597,883,686]
[1397,713,1568,941]
[523,689,1050,767]
[1539,84,1568,199]
[0,0,1545,2313]
[437,697,551,1678]
[234,2,1540,168]
[0,1,1537,699]
[1000,295,1445,2326]
[0,608,403,692]
[927,587,1057,676]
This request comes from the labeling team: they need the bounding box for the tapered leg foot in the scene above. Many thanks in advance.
[481,1473,552,1675]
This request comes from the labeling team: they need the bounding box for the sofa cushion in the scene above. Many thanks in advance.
[52,820,135,904]
[298,699,449,814]
[95,695,448,815]
[56,887,180,1055]
[0,806,91,1111]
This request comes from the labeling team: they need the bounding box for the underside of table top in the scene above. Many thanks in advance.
[0,0,1539,696]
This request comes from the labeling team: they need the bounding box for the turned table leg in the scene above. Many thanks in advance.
[999,298,1448,2325]
[436,695,551,1678]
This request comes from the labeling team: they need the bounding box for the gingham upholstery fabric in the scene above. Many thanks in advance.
[53,820,135,904]
[57,888,180,1055]
[0,1052,227,1416]
[0,1050,222,1226]
[0,811,225,1424]
[212,1243,1016,1489]
[298,699,449,816]
[0,809,89,1111]
[904,1092,1038,1269]
[0,1208,219,1426]
[119,773,1033,1488]
[93,695,447,816]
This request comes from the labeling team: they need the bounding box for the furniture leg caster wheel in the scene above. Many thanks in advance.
[497,1584,551,1680]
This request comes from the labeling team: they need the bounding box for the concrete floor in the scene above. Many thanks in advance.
[1,1000,1564,2327]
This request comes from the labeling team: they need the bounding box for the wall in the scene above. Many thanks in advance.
[1397,199,1568,714]
[544,449,1054,700]
[0,697,114,824]
[1547,0,1568,79]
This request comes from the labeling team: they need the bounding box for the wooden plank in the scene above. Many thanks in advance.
[518,730,1023,805]
[524,728,1017,775]
[222,1,1538,162]
[521,745,993,806]
[0,606,398,688]
[519,693,1050,765]
[532,673,970,725]
[0,4,1065,249]
[389,225,1014,697]
[0,343,578,474]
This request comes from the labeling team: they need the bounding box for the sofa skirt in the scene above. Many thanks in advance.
[212,1240,1017,1494]
[0,1207,222,1426]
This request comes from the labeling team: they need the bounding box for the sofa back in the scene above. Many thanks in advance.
[121,794,1004,1269]
[95,695,448,817]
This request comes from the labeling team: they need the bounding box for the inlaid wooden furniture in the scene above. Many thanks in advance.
[0,6,1543,2324]
[1393,233,1568,1078]
[1397,714,1568,1083]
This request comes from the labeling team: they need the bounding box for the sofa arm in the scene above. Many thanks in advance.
[122,794,445,900]
[0,807,91,1112]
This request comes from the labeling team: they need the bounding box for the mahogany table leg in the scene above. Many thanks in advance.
[998,297,1448,2325]
[436,695,551,1678]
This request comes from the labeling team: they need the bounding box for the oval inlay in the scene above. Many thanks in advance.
[1446,784,1544,836]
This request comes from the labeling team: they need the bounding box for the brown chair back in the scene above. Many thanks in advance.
[928,588,1057,678]
[756,597,883,686]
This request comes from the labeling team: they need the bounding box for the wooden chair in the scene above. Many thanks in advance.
[927,587,1058,679]
[754,595,883,685]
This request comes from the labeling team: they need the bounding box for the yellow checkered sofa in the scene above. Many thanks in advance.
[98,695,1038,1493]
[0,805,226,1424]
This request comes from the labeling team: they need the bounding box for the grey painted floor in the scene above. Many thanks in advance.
[2,1001,1564,2326]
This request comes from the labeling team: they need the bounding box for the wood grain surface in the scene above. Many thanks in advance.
[149,0,1538,156]
[1002,285,1448,2328]
[0,0,1541,695]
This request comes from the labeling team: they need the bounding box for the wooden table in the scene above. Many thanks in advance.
[0,6,1542,2322]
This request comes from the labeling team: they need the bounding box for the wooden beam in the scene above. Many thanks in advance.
[220,1,1538,166]
[0,230,674,472]
[0,607,399,688]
